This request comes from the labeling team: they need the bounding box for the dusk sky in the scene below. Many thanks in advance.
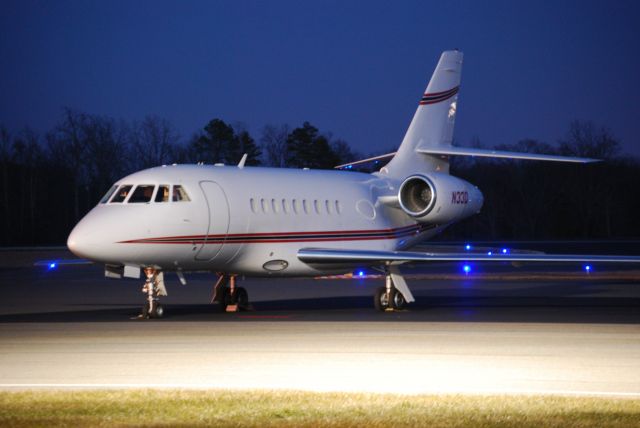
[2,0,639,157]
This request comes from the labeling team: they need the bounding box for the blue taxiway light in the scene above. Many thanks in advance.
[465,244,472,250]
[487,251,493,256]
[357,270,365,277]
[462,264,471,274]
[48,263,57,270]
[584,265,592,272]
[501,248,508,254]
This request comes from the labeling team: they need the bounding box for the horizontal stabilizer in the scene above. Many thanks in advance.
[417,146,599,163]
[298,248,640,265]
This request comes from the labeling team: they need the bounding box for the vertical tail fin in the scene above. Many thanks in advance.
[382,50,463,177]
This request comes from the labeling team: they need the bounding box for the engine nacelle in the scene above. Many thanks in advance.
[398,173,483,224]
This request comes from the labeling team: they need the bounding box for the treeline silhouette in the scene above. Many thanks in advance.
[0,110,638,246]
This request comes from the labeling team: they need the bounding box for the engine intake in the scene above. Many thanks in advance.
[398,175,436,217]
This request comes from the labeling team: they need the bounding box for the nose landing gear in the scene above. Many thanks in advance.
[140,267,167,319]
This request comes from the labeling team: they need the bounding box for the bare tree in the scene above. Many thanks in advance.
[558,120,620,237]
[12,127,43,242]
[47,109,131,220]
[260,124,289,167]
[0,126,12,244]
[46,108,91,221]
[330,138,359,165]
[130,115,179,170]
[559,120,620,159]
[84,115,129,206]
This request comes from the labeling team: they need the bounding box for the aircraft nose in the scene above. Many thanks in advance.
[67,218,89,259]
[67,212,106,260]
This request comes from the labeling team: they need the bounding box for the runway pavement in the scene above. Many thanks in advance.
[0,257,639,396]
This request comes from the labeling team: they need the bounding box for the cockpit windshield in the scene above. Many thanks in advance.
[128,185,156,203]
[110,185,133,203]
[155,185,170,202]
[172,185,190,202]
[99,185,118,204]
[103,184,190,204]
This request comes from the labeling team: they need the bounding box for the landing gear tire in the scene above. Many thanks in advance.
[154,303,164,318]
[374,286,405,311]
[374,286,389,311]
[143,301,164,319]
[390,289,405,310]
[236,287,249,307]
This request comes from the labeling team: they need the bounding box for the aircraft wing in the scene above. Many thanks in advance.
[297,248,640,265]
[334,152,396,169]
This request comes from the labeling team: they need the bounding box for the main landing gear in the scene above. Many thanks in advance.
[211,274,251,312]
[140,267,167,319]
[374,266,414,311]
[374,274,405,311]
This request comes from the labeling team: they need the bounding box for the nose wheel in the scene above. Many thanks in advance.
[139,268,167,319]
[143,300,164,319]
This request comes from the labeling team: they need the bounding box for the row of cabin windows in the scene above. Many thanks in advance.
[250,198,342,215]
[100,184,191,204]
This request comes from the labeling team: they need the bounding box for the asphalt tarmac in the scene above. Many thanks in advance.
[1,255,639,396]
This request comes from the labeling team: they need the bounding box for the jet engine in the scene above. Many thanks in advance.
[398,173,483,224]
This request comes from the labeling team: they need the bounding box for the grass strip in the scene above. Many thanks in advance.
[1,389,639,427]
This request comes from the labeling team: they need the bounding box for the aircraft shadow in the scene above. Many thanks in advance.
[0,294,638,324]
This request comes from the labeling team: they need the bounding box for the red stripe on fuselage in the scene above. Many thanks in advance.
[117,224,431,245]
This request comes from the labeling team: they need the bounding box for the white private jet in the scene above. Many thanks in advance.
[63,50,640,318]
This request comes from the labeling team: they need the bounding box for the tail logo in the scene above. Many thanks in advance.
[419,86,459,105]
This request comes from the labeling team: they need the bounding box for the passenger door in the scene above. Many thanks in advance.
[195,181,230,261]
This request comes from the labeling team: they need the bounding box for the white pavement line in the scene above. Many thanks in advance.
[1,384,639,397]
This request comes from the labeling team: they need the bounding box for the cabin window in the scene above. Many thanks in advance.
[111,185,133,203]
[100,185,118,204]
[292,199,299,214]
[335,200,342,214]
[155,185,170,202]
[129,185,156,203]
[302,199,309,214]
[271,198,279,213]
[250,198,257,213]
[325,199,332,214]
[261,198,268,213]
[282,199,289,214]
[172,185,190,202]
[313,199,320,214]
